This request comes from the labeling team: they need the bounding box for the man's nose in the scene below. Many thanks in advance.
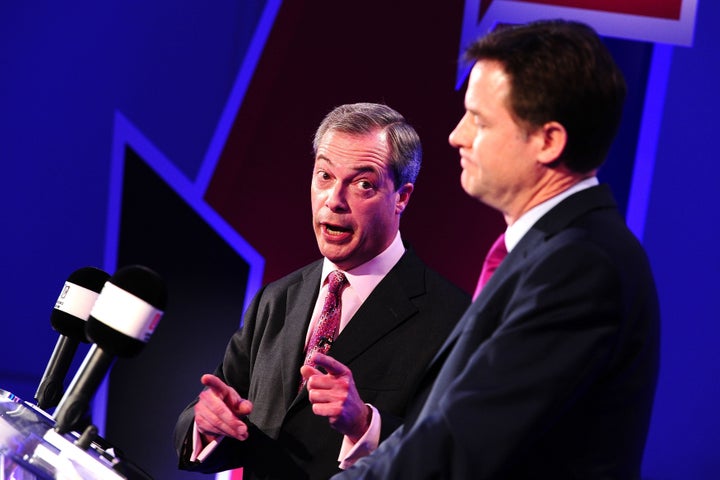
[325,185,349,211]
[449,114,469,148]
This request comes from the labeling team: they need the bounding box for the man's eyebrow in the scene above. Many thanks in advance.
[354,165,380,174]
[466,106,484,118]
[314,156,381,175]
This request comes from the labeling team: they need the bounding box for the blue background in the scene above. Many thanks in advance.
[1,1,717,478]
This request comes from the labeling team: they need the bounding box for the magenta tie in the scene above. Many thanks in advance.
[303,270,348,368]
[472,233,507,301]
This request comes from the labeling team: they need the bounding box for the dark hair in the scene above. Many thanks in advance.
[313,102,422,188]
[464,19,626,173]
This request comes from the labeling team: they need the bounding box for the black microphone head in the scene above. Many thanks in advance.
[107,264,167,309]
[51,267,111,341]
[86,265,168,358]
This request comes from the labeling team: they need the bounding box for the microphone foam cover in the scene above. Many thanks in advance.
[51,267,110,341]
[86,265,167,358]
[108,264,167,310]
[86,321,147,358]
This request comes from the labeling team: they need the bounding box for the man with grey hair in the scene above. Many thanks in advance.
[175,102,469,480]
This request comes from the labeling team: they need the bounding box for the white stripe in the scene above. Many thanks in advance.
[90,282,163,342]
[54,281,100,320]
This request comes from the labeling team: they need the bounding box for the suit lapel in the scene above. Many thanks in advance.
[281,262,322,410]
[530,184,617,236]
[421,185,618,381]
[481,184,617,303]
[329,250,423,365]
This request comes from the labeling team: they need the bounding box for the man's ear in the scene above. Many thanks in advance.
[536,121,567,166]
[395,183,414,215]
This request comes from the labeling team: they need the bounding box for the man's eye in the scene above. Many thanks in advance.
[358,180,373,190]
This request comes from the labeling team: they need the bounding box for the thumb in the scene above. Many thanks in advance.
[200,374,252,415]
[311,352,349,377]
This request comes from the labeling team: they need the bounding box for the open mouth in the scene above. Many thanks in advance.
[323,223,352,236]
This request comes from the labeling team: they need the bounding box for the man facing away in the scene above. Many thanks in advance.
[174,102,470,479]
[334,19,660,480]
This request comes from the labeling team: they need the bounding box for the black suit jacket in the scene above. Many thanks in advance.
[175,248,469,479]
[335,185,660,480]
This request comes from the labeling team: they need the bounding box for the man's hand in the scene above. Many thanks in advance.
[300,353,372,442]
[194,374,254,444]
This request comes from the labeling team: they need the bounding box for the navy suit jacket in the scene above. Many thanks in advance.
[174,248,469,480]
[335,185,660,479]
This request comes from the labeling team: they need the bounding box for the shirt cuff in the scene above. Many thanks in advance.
[190,421,223,462]
[337,404,381,469]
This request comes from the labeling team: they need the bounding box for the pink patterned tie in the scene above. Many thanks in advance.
[303,270,348,368]
[472,233,507,301]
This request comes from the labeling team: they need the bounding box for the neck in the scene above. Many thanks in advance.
[503,168,594,225]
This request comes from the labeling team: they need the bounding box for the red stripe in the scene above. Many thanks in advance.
[519,0,682,20]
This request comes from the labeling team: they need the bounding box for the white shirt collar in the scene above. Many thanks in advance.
[321,231,405,300]
[504,177,599,252]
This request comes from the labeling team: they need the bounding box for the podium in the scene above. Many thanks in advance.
[0,389,148,479]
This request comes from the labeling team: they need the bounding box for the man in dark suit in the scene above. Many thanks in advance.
[174,103,469,479]
[333,20,660,479]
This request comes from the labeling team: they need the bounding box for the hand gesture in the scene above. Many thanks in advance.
[300,353,371,442]
[194,374,254,444]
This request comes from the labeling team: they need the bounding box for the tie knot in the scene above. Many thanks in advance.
[327,270,347,295]
[472,232,508,301]
[487,232,507,262]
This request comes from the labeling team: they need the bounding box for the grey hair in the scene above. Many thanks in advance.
[313,102,422,188]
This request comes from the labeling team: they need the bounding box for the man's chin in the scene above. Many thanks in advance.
[460,177,485,201]
[318,243,351,262]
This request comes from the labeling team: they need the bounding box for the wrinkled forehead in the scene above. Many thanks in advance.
[315,130,392,170]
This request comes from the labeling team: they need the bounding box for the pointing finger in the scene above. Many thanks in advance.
[311,353,350,377]
[201,374,231,394]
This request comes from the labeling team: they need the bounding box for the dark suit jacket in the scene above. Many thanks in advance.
[335,185,660,480]
[174,248,469,480]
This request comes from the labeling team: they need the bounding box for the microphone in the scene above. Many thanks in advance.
[35,267,110,410]
[53,265,167,434]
